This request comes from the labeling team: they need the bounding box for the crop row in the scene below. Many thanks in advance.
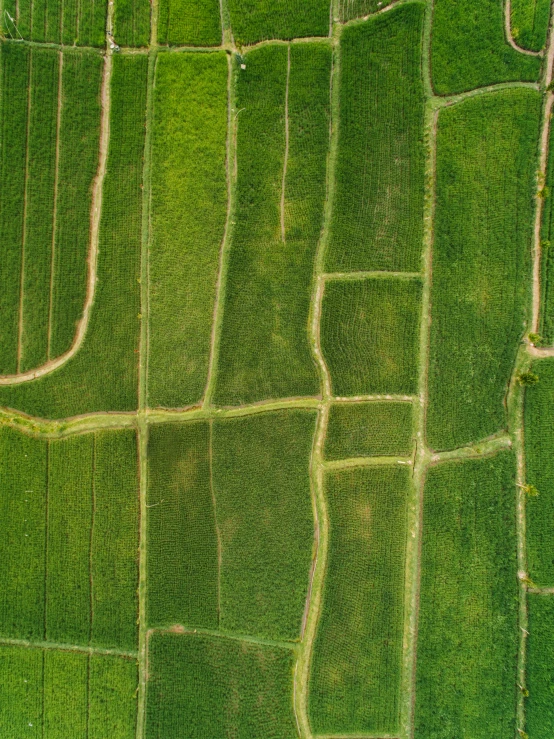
[0,426,139,651]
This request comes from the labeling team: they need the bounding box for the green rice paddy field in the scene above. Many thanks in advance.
[1,0,554,735]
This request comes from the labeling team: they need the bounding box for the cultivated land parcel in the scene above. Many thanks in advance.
[2,0,554,735]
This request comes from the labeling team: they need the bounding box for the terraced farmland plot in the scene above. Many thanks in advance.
[2,0,554,735]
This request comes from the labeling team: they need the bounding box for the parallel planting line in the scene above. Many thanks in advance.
[0,636,137,659]
[47,50,63,360]
[147,626,295,652]
[281,43,291,243]
[323,271,422,280]
[428,432,512,464]
[323,456,412,470]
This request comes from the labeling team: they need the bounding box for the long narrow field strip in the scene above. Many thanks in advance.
[2,0,107,44]
[113,0,151,46]
[430,0,541,94]
[309,466,409,735]
[539,122,554,343]
[325,3,426,273]
[320,278,421,396]
[157,0,221,45]
[325,401,413,459]
[148,51,228,409]
[427,88,541,451]
[213,43,330,406]
[146,631,298,737]
[337,0,395,21]
[0,53,147,419]
[526,595,554,736]
[227,0,329,45]
[524,358,554,586]
[0,426,139,651]
[415,454,518,738]
[510,0,550,52]
[0,645,137,737]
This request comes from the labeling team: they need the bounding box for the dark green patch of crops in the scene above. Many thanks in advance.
[427,89,540,451]
[0,646,137,737]
[113,0,151,46]
[511,0,551,51]
[212,410,316,641]
[431,0,541,94]
[415,453,518,738]
[539,127,554,343]
[0,54,146,418]
[325,401,413,459]
[326,3,426,273]
[3,0,107,44]
[146,422,219,629]
[526,595,554,737]
[147,632,298,738]
[149,52,228,409]
[228,0,329,44]
[214,43,330,406]
[310,466,409,734]
[158,0,221,45]
[524,359,554,586]
[321,278,421,396]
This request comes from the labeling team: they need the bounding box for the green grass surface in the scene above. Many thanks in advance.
[511,0,551,51]
[415,454,518,738]
[149,52,228,409]
[526,595,554,737]
[158,0,221,45]
[0,54,146,418]
[147,632,298,738]
[326,4,426,273]
[524,359,554,586]
[214,43,329,405]
[212,410,316,640]
[310,466,409,734]
[147,422,219,629]
[113,0,151,46]
[3,0,107,44]
[325,401,413,459]
[321,278,421,396]
[427,89,540,451]
[0,646,137,737]
[431,0,541,94]
[539,126,554,343]
[228,0,329,44]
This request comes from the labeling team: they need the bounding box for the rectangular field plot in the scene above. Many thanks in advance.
[0,44,102,375]
[510,0,550,52]
[325,400,413,459]
[158,0,221,45]
[427,89,540,451]
[228,0,329,44]
[326,3,426,272]
[526,595,554,737]
[148,52,228,409]
[0,53,146,419]
[146,632,298,739]
[113,0,150,46]
[214,43,330,406]
[524,359,554,586]
[3,0,107,45]
[415,453,518,738]
[431,0,541,94]
[0,646,137,738]
[309,466,409,735]
[0,426,139,651]
[320,278,421,396]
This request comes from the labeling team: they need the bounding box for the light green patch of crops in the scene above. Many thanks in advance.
[321,278,421,396]
[431,0,541,95]
[214,44,330,405]
[325,401,413,459]
[146,422,219,629]
[309,466,409,734]
[427,89,540,451]
[113,0,151,46]
[337,0,394,21]
[228,0,329,44]
[146,632,298,738]
[326,4,426,273]
[415,453,518,738]
[524,359,554,586]
[212,409,316,640]
[149,52,228,409]
[158,0,221,45]
[510,0,551,51]
[0,646,137,737]
[526,595,554,737]
[0,426,48,640]
[0,54,147,418]
[3,0,107,44]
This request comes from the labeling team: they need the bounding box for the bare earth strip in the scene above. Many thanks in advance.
[0,635,137,659]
